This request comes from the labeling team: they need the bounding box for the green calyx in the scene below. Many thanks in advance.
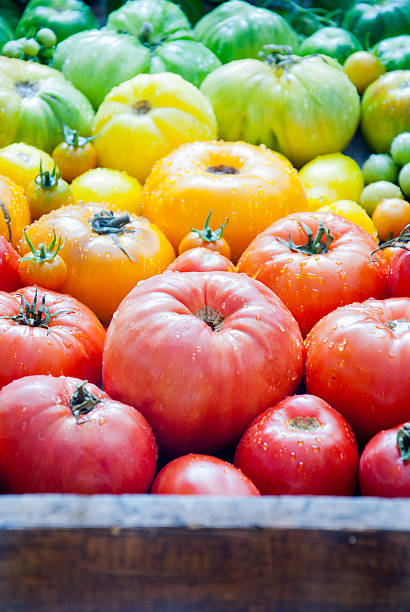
[191,210,228,243]
[69,380,101,424]
[19,229,64,264]
[89,210,136,261]
[1,289,72,331]
[35,160,60,190]
[397,423,410,462]
[63,124,97,148]
[278,221,334,255]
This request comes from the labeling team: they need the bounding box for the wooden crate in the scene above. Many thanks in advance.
[0,494,409,611]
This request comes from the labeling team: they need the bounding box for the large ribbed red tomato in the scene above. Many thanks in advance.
[103,271,304,457]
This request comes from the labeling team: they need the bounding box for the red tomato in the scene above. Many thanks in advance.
[151,454,260,496]
[0,375,157,493]
[359,423,410,498]
[0,286,105,389]
[388,249,410,297]
[305,297,410,443]
[237,212,388,336]
[167,247,235,273]
[0,236,21,291]
[103,271,304,457]
[234,394,359,496]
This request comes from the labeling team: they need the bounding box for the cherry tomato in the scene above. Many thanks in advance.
[372,198,410,242]
[359,423,410,498]
[151,454,260,496]
[234,394,359,496]
[167,247,235,273]
[344,51,385,95]
[178,210,231,259]
[18,230,67,291]
[26,162,73,220]
[0,236,21,291]
[52,126,98,183]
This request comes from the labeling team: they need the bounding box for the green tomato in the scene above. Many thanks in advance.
[36,27,57,48]
[201,54,360,169]
[2,40,23,59]
[373,35,410,71]
[299,27,362,65]
[398,163,410,197]
[23,38,40,57]
[194,0,298,63]
[343,0,410,47]
[359,180,404,215]
[16,0,97,44]
[361,71,410,153]
[390,132,410,165]
[107,0,192,39]
[0,56,94,153]
[362,154,399,184]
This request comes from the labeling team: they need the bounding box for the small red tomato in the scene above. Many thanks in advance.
[234,394,359,496]
[0,376,158,494]
[178,210,231,259]
[167,247,235,273]
[151,454,260,496]
[0,236,21,291]
[359,423,410,498]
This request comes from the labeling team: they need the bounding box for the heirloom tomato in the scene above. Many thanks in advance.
[0,236,20,291]
[343,51,385,94]
[52,127,97,183]
[93,72,217,184]
[26,162,73,220]
[359,180,403,215]
[234,394,359,496]
[70,168,142,215]
[363,154,399,184]
[372,198,410,241]
[237,211,388,336]
[318,200,378,240]
[305,297,410,442]
[167,247,235,273]
[343,0,410,47]
[373,35,410,71]
[142,141,307,262]
[19,203,175,324]
[103,271,304,457]
[151,454,260,496]
[0,376,157,494]
[299,27,362,65]
[0,143,54,192]
[359,423,410,497]
[0,286,105,389]
[0,174,30,247]
[18,230,67,291]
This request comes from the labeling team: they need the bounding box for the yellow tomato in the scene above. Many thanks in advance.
[93,72,217,184]
[318,200,378,240]
[0,174,31,247]
[299,153,364,210]
[344,52,386,95]
[0,143,55,192]
[71,168,142,215]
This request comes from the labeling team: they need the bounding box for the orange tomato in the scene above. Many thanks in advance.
[18,203,175,324]
[0,174,30,247]
[18,230,68,291]
[52,128,98,183]
[372,198,410,242]
[142,141,308,262]
[178,210,231,259]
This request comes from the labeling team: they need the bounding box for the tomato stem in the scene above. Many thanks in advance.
[69,381,101,424]
[195,305,224,332]
[190,210,229,243]
[371,224,410,260]
[1,289,73,332]
[278,221,334,255]
[385,319,410,335]
[397,423,410,462]
[288,416,321,432]
[19,229,64,263]
[90,210,136,261]
[63,125,98,148]
[206,164,239,175]
[35,160,60,190]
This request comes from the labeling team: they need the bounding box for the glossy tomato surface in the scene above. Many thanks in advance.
[237,211,388,336]
[151,454,260,496]
[305,297,410,442]
[0,286,105,389]
[359,423,410,498]
[234,394,359,496]
[103,271,304,457]
[388,249,410,297]
[0,236,20,291]
[0,375,157,494]
[167,247,235,273]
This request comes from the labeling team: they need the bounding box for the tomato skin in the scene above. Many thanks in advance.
[179,232,231,259]
[18,254,67,291]
[388,249,410,297]
[0,375,157,494]
[0,286,105,389]
[103,271,304,457]
[0,174,31,248]
[237,211,388,337]
[52,141,98,183]
[167,247,235,273]
[359,423,410,498]
[305,297,410,443]
[234,394,359,496]
[0,237,21,291]
[372,198,410,242]
[151,454,260,496]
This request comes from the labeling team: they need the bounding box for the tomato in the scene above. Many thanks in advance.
[167,247,235,273]
[359,180,403,215]
[0,286,105,389]
[0,174,30,247]
[299,153,364,211]
[390,132,410,166]
[388,248,410,297]
[142,141,308,262]
[363,154,399,184]
[26,162,73,220]
[318,200,378,240]
[103,271,304,457]
[151,454,260,496]
[18,230,67,291]
[237,212,388,337]
[299,27,362,65]
[372,198,410,241]
[178,210,231,259]
[93,72,217,184]
[359,422,410,498]
[18,203,175,324]
[234,394,359,496]
[343,51,385,94]
[70,168,142,215]
[52,127,98,183]
[0,375,157,493]
[305,297,410,443]
[0,143,55,192]
[0,236,21,292]
[399,163,410,197]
